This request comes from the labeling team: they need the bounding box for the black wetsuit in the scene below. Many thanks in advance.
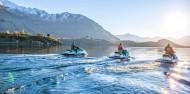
[71,45,78,53]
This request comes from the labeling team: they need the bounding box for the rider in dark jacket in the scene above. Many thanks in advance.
[71,43,79,53]
[165,44,174,55]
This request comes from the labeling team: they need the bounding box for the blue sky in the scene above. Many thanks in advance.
[9,0,190,38]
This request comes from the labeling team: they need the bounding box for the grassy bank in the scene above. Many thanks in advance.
[0,31,63,45]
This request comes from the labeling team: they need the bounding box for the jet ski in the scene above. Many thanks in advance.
[161,53,178,64]
[109,50,130,59]
[61,48,88,57]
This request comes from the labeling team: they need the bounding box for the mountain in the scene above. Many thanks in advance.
[61,36,115,46]
[116,33,142,41]
[0,0,119,42]
[120,39,187,48]
[162,36,190,46]
[175,35,190,46]
[116,33,190,46]
[0,0,3,7]
[60,37,188,48]
[116,33,162,42]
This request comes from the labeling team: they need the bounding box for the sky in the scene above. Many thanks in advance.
[8,0,190,38]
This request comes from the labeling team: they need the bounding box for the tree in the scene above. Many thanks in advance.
[37,34,44,36]
[9,36,13,42]
[20,29,25,35]
[1,33,6,42]
[13,31,19,36]
[47,34,50,37]
[5,30,11,35]
[18,35,26,42]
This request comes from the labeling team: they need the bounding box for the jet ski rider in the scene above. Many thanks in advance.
[165,44,175,58]
[71,43,79,53]
[118,43,126,55]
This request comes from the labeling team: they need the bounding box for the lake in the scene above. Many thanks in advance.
[0,45,190,94]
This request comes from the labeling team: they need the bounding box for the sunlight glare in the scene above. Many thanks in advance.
[170,73,181,79]
[160,88,168,94]
[164,11,188,38]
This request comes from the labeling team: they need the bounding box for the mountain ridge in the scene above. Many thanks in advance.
[116,33,162,42]
[116,33,190,46]
[120,39,187,48]
[0,0,86,21]
[61,36,188,48]
[0,0,119,42]
[175,35,190,46]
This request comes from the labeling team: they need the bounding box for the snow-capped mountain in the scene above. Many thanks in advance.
[0,0,3,7]
[0,0,119,42]
[1,0,85,21]
[1,0,39,15]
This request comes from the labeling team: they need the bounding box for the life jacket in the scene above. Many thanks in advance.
[71,45,76,49]
[165,47,171,51]
[118,45,123,50]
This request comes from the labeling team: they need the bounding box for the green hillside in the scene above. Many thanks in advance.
[0,30,63,45]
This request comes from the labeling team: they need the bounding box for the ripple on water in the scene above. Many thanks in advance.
[0,52,190,94]
[106,62,160,72]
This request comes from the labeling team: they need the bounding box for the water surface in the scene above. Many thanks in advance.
[0,45,190,94]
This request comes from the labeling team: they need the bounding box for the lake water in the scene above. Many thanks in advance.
[0,45,190,94]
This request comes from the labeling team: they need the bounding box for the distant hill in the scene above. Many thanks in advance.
[116,33,162,42]
[60,36,115,46]
[174,35,190,46]
[116,33,190,46]
[120,39,187,48]
[0,0,119,42]
[61,37,188,48]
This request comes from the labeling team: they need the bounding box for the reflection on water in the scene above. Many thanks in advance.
[0,45,190,94]
[0,45,116,57]
[1,45,190,59]
[0,45,62,54]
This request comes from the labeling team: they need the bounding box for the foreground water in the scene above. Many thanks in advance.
[0,46,190,94]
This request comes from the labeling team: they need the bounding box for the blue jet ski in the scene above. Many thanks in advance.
[161,53,178,64]
[61,48,88,57]
[109,50,130,59]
